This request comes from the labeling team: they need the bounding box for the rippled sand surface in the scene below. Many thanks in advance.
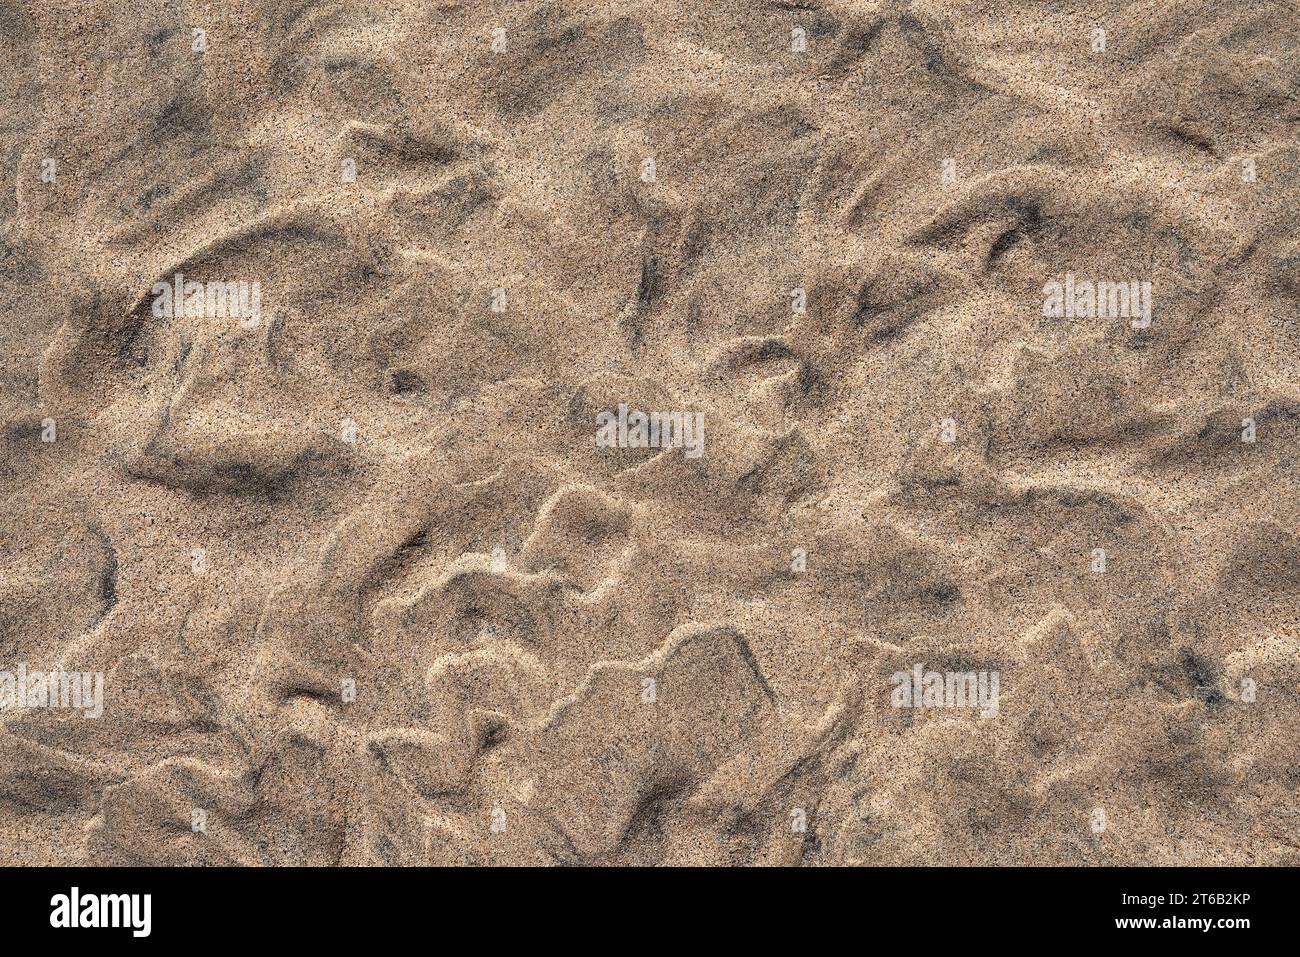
[1,0,1297,865]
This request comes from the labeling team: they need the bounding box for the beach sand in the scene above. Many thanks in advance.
[0,0,1297,865]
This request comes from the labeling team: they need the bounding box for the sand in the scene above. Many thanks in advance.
[0,0,1297,866]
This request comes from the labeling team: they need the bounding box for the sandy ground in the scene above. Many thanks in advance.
[0,0,1297,865]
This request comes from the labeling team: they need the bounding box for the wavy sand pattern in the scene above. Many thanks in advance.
[1,1,1297,865]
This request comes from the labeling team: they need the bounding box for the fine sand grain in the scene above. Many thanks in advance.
[0,0,1297,865]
